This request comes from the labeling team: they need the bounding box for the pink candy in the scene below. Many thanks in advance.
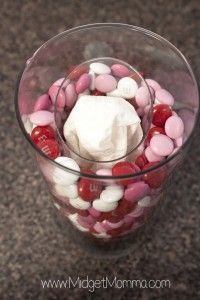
[33,94,51,112]
[111,64,130,77]
[150,134,174,156]
[75,73,91,94]
[30,110,54,126]
[65,83,77,108]
[145,79,161,91]
[165,116,184,139]
[124,181,150,202]
[88,207,101,217]
[48,85,66,108]
[135,86,150,107]
[145,146,164,162]
[94,74,117,93]
[155,89,174,106]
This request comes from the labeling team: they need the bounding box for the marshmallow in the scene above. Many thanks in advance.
[63,95,143,161]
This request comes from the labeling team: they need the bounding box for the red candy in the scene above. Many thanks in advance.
[135,153,148,169]
[78,175,102,202]
[142,162,166,188]
[112,162,139,185]
[31,126,55,144]
[91,89,106,96]
[146,126,165,144]
[76,209,89,217]
[152,104,172,127]
[37,139,60,159]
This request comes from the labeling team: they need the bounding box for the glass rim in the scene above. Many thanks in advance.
[14,23,200,180]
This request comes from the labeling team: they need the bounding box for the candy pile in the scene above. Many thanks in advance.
[22,61,185,239]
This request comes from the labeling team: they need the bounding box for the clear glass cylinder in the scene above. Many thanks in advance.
[15,24,199,257]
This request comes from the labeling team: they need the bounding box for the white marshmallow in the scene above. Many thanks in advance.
[117,77,138,99]
[93,198,118,212]
[54,183,78,199]
[53,156,80,186]
[100,185,124,203]
[90,62,111,75]
[63,95,142,161]
[69,197,90,210]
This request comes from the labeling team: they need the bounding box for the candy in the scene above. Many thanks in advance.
[165,116,184,139]
[75,73,91,94]
[135,153,148,169]
[155,89,174,106]
[90,62,111,75]
[93,198,118,212]
[112,162,139,185]
[34,94,51,112]
[89,70,95,90]
[78,177,102,202]
[152,104,172,126]
[146,126,165,144]
[94,74,117,93]
[31,125,55,144]
[48,85,66,108]
[69,197,90,210]
[29,110,54,126]
[54,183,78,199]
[37,139,60,159]
[145,146,164,162]
[22,115,32,134]
[53,78,70,88]
[65,83,77,108]
[88,207,101,217]
[93,222,107,233]
[100,185,124,203]
[174,136,183,147]
[142,162,166,188]
[150,134,174,156]
[144,79,161,91]
[124,181,150,202]
[135,86,150,107]
[117,77,138,99]
[111,64,130,77]
[53,156,80,185]
[107,89,123,97]
[138,196,151,207]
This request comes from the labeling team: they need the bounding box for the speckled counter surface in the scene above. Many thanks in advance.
[0,0,200,299]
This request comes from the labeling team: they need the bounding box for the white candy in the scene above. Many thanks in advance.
[93,198,118,212]
[117,77,138,99]
[53,157,80,186]
[54,183,78,199]
[69,197,90,210]
[22,114,33,134]
[107,89,123,97]
[100,185,124,203]
[89,70,96,90]
[68,213,88,232]
[90,62,111,75]
[93,232,111,238]
[63,95,142,161]
[138,196,151,207]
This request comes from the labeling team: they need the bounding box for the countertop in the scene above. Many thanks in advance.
[0,0,200,299]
